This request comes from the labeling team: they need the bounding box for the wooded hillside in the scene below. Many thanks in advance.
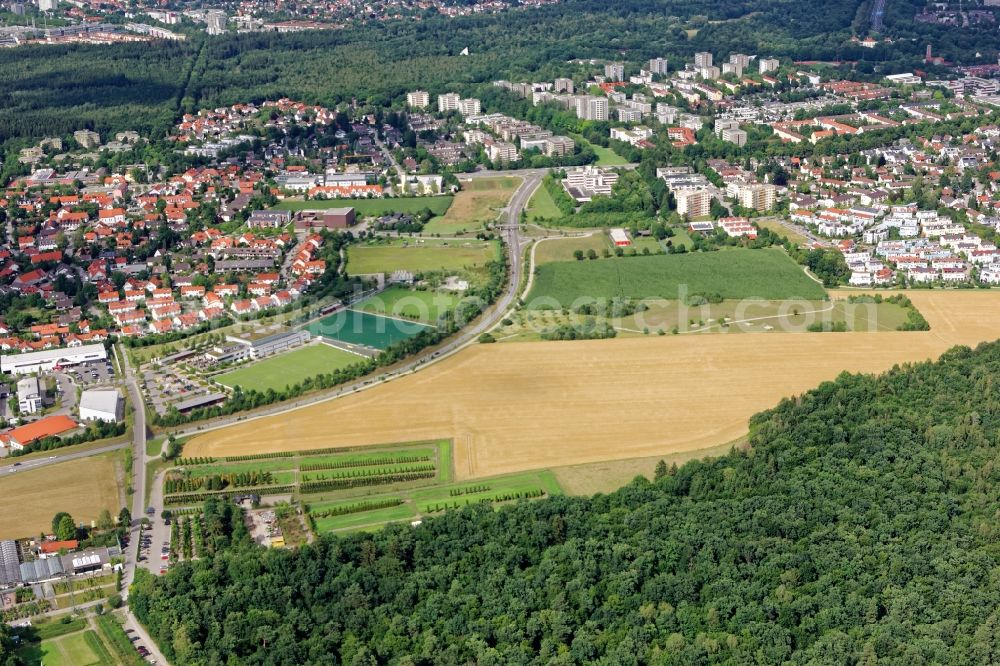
[127,339,1000,664]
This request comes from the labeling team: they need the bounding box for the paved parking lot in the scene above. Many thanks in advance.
[142,365,221,416]
[67,359,116,387]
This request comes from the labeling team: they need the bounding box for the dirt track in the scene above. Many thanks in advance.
[185,291,1000,479]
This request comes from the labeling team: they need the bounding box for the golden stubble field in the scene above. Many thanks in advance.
[0,454,122,539]
[186,291,1000,480]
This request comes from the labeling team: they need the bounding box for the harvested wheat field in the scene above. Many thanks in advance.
[186,291,1000,481]
[0,453,122,539]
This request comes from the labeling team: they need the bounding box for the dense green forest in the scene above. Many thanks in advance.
[124,340,1000,664]
[1,0,871,148]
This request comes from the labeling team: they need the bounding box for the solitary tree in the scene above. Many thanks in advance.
[654,460,668,480]
[56,515,77,541]
[51,512,71,535]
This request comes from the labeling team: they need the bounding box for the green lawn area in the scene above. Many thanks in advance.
[346,238,498,275]
[18,630,106,666]
[358,286,460,322]
[273,197,453,216]
[669,226,694,249]
[214,343,365,392]
[525,182,564,221]
[755,218,811,247]
[527,248,826,307]
[570,134,629,166]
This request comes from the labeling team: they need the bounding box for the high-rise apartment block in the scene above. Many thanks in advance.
[648,58,669,75]
[406,91,430,108]
[675,189,713,219]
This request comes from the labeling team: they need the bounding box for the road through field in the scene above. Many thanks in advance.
[185,291,1000,480]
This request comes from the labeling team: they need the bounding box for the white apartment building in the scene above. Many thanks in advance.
[554,78,574,94]
[759,58,780,74]
[694,52,713,69]
[617,108,643,123]
[737,184,776,212]
[486,142,519,163]
[438,93,461,112]
[722,128,748,147]
[544,136,575,157]
[458,98,482,116]
[575,96,609,121]
[604,62,625,80]
[656,104,679,125]
[406,91,430,108]
[676,189,713,219]
[648,58,669,75]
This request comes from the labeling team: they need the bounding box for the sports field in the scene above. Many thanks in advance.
[347,238,498,275]
[18,630,106,666]
[358,286,460,322]
[527,248,827,306]
[273,197,453,216]
[185,291,1000,482]
[0,453,122,539]
[306,310,432,349]
[214,344,365,392]
[423,177,521,234]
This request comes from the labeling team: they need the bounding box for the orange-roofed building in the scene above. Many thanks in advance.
[0,415,78,450]
[40,539,78,555]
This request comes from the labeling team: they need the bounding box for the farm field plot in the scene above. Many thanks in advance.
[358,286,460,323]
[493,297,914,340]
[0,453,122,539]
[273,197,453,216]
[347,237,498,275]
[423,177,520,234]
[528,248,827,306]
[306,309,432,349]
[214,343,365,393]
[534,234,611,265]
[185,291,1000,482]
[305,469,561,533]
[166,442,447,504]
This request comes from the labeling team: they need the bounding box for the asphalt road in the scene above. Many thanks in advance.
[0,443,127,476]
[117,345,170,666]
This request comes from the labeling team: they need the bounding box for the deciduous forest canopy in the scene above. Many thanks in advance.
[128,340,1000,664]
